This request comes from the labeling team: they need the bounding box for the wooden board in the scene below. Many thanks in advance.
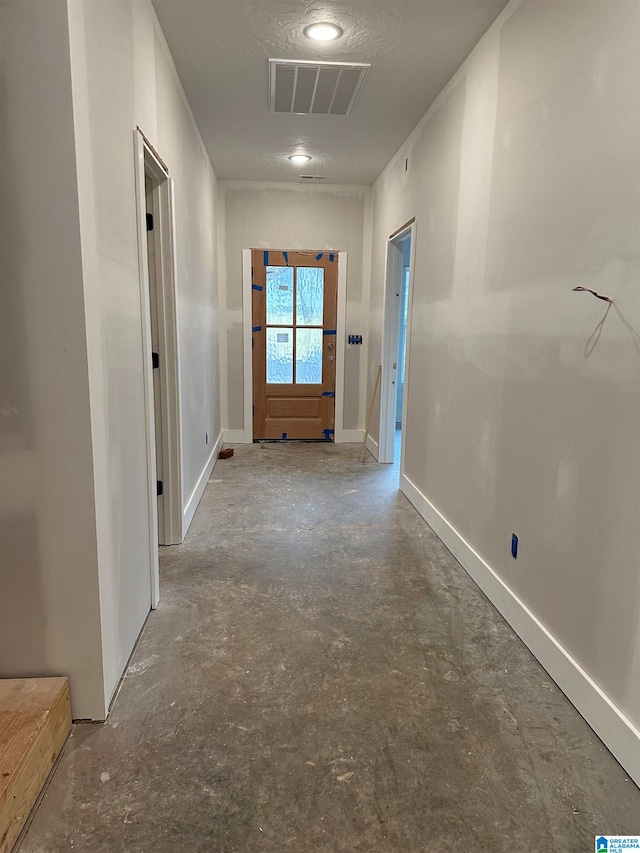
[0,678,71,853]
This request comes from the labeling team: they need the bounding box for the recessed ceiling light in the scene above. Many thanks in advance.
[289,154,312,164]
[304,22,343,42]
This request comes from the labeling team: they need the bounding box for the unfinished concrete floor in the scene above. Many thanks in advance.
[20,443,640,852]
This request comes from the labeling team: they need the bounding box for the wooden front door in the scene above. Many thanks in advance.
[252,250,338,440]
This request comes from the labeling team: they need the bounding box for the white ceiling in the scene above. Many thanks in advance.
[152,0,510,185]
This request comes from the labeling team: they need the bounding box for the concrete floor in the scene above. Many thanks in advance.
[20,443,640,852]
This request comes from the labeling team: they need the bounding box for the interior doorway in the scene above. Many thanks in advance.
[134,130,183,606]
[379,221,415,469]
[251,250,338,441]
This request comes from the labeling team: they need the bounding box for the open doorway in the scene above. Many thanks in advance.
[134,130,183,607]
[379,221,415,471]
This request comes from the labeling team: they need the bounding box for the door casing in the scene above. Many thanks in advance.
[134,129,183,607]
[379,221,417,467]
[251,251,338,441]
[242,249,348,443]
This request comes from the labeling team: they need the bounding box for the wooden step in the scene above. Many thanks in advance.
[0,678,71,853]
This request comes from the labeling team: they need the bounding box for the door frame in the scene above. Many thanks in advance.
[379,220,416,466]
[133,129,183,606]
[242,249,348,443]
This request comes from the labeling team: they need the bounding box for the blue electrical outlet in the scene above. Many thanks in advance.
[511,534,518,559]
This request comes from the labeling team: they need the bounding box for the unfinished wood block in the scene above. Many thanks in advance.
[0,678,71,853]
[218,447,234,459]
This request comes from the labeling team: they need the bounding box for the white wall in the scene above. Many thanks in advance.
[0,0,106,717]
[66,0,221,713]
[218,182,371,434]
[367,0,640,779]
[0,0,221,719]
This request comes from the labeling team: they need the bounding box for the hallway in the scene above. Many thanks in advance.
[19,444,640,852]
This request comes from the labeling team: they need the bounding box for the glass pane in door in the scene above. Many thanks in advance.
[267,327,293,383]
[266,266,294,325]
[296,268,324,325]
[296,328,323,384]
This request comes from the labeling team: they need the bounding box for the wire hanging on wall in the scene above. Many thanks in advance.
[572,286,613,303]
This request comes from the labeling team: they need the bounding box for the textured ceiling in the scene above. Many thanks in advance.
[151,0,510,185]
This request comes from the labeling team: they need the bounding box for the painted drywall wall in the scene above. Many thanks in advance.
[367,0,640,765]
[0,0,220,719]
[219,182,371,433]
[66,0,221,712]
[0,0,106,717]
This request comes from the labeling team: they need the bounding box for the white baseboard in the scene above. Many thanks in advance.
[365,433,379,460]
[400,471,640,788]
[222,429,246,444]
[336,429,364,443]
[182,431,222,537]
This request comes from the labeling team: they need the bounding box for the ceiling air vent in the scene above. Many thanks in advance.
[299,175,327,181]
[270,59,370,116]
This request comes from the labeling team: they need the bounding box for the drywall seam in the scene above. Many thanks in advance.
[182,431,222,536]
[400,472,640,788]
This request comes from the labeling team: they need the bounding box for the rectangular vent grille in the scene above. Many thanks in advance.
[299,175,327,181]
[270,59,370,116]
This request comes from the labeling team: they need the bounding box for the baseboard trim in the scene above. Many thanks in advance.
[336,429,364,443]
[182,432,222,537]
[365,433,379,461]
[222,429,246,444]
[400,471,640,788]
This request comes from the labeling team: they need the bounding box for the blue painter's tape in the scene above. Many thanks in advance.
[283,251,289,264]
[323,428,335,440]
[252,284,263,291]
[322,391,335,397]
[252,325,262,333]
[282,432,287,440]
[263,251,269,266]
[323,329,337,336]
[329,253,335,262]
[315,253,324,261]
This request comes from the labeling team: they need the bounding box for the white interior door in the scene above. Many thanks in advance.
[145,176,165,540]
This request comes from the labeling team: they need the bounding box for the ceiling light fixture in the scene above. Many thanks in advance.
[304,22,343,42]
[289,153,312,164]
